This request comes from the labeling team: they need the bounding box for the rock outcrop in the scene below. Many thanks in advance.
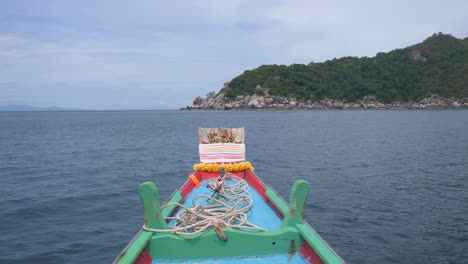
[185,85,468,110]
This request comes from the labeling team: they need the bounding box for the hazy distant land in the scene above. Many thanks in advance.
[0,105,79,111]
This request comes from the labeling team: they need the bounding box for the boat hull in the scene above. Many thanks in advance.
[114,169,344,264]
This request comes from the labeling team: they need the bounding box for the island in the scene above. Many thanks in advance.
[185,33,468,110]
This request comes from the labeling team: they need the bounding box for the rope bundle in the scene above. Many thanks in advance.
[143,173,263,235]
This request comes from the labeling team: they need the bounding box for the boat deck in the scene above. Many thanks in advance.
[154,179,309,263]
[175,179,282,231]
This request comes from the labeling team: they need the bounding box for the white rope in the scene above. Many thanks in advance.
[143,173,264,234]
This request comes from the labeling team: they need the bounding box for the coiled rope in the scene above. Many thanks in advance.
[143,173,264,235]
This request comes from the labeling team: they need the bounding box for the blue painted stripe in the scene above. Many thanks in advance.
[152,253,309,263]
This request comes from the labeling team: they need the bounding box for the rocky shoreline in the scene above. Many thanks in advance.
[184,93,468,111]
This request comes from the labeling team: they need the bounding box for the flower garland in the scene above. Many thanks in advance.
[193,161,254,172]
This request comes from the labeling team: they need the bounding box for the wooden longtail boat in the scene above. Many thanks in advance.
[114,129,345,264]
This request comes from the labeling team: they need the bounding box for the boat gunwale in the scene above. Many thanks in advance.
[113,188,185,264]
[114,169,345,264]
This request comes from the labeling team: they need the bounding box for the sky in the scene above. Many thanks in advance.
[1,0,467,110]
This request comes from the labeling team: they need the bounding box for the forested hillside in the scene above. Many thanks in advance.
[223,33,467,103]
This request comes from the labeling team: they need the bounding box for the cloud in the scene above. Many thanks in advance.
[0,0,467,109]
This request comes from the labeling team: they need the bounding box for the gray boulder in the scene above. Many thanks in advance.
[248,99,260,108]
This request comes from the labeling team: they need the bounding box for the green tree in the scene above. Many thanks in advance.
[220,33,467,102]
[206,91,216,99]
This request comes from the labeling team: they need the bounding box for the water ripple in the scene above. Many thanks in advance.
[0,110,467,264]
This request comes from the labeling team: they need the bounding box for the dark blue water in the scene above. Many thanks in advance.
[1,110,467,264]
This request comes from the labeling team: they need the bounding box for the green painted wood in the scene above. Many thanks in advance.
[296,224,344,264]
[267,182,344,263]
[149,227,303,260]
[114,188,182,264]
[265,186,288,216]
[114,230,153,264]
[161,190,183,217]
[138,181,168,230]
[281,180,310,228]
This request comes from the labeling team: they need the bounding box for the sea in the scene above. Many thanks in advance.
[0,110,467,264]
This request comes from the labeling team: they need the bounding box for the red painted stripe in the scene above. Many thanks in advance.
[244,170,286,218]
[201,171,218,180]
[244,170,266,200]
[181,171,205,197]
[180,179,195,197]
[133,249,152,264]
[300,241,324,264]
